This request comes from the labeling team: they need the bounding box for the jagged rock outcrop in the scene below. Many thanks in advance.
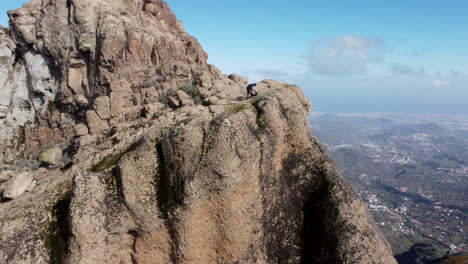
[0,1,397,263]
[0,0,242,164]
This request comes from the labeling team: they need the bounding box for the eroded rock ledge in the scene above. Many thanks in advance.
[0,0,396,263]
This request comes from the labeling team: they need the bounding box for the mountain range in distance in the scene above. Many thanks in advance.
[309,112,468,263]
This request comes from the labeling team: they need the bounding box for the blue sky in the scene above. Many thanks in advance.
[2,1,468,115]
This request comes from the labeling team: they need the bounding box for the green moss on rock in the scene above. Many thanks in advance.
[92,138,148,174]
[91,151,127,173]
[41,147,63,165]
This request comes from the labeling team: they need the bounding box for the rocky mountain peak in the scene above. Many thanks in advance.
[0,1,397,263]
[0,0,221,160]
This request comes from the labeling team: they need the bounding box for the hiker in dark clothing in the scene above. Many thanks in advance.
[246,83,258,99]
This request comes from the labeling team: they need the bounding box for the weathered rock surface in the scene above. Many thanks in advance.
[0,81,396,264]
[3,171,33,199]
[0,0,243,163]
[0,170,14,182]
[0,0,397,263]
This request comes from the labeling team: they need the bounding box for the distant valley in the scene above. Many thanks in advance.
[309,112,468,263]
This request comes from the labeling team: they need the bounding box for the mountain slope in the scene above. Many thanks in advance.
[0,1,396,263]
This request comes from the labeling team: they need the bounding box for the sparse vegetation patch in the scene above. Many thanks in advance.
[91,152,126,173]
[180,84,205,105]
[229,102,256,114]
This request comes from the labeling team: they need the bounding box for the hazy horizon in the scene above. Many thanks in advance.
[2,0,467,115]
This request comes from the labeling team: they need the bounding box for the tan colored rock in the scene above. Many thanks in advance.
[180,98,194,106]
[124,105,143,121]
[110,92,134,119]
[132,93,142,106]
[167,96,180,108]
[109,79,132,93]
[176,90,191,100]
[68,67,86,94]
[3,172,33,199]
[74,94,89,106]
[86,110,108,133]
[0,170,14,182]
[94,96,111,120]
[228,73,248,86]
[25,126,65,148]
[142,87,159,104]
[62,84,395,264]
[74,124,89,136]
[110,92,124,118]
[206,96,222,105]
[143,103,164,117]
[208,105,225,114]
[0,81,397,264]
[67,170,136,264]
[79,134,96,146]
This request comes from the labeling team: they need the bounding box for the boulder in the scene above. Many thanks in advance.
[110,92,134,119]
[86,110,109,133]
[3,172,33,199]
[74,124,89,136]
[124,105,143,121]
[180,98,194,106]
[228,73,248,85]
[143,103,164,117]
[167,96,180,108]
[94,96,111,120]
[40,147,62,165]
[68,67,86,94]
[74,94,89,106]
[0,170,14,182]
[142,87,159,104]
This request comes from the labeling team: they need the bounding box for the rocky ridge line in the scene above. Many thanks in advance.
[0,0,397,263]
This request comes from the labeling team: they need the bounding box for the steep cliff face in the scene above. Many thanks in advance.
[0,1,396,263]
[0,0,240,163]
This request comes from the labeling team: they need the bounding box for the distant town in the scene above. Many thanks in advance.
[310,112,468,258]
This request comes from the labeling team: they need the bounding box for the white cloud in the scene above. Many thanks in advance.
[430,80,452,88]
[305,35,386,76]
[242,68,296,83]
[387,63,425,75]
[305,35,430,77]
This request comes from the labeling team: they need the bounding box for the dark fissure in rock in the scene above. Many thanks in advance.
[111,166,125,201]
[128,230,139,264]
[301,179,338,264]
[47,190,72,264]
[155,142,180,263]
[155,142,178,218]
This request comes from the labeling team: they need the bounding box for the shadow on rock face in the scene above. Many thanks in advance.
[302,180,337,264]
[395,242,446,264]
[46,190,72,264]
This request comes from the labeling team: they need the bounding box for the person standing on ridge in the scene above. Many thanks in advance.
[246,83,258,99]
